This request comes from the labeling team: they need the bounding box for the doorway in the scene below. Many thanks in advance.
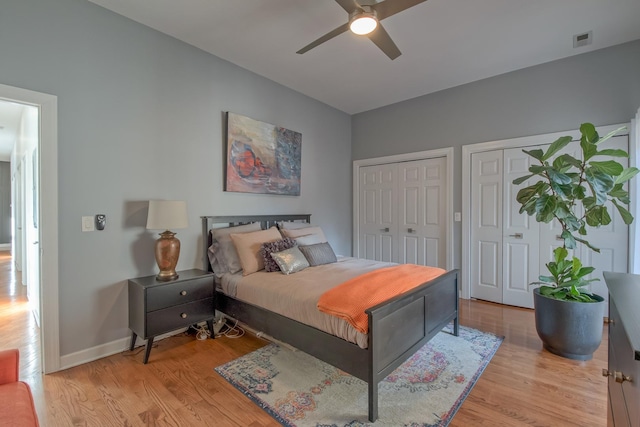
[0,83,59,374]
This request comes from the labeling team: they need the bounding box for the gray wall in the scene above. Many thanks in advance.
[0,0,352,357]
[352,39,640,268]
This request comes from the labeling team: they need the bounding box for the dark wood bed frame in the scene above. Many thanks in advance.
[201,214,459,422]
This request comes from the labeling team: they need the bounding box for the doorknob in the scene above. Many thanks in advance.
[508,233,523,239]
[381,227,390,232]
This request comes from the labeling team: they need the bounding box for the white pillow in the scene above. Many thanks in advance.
[277,221,312,230]
[295,234,326,246]
[210,222,262,276]
[230,227,283,275]
[280,226,327,242]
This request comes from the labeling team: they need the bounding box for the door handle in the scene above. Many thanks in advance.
[381,227,390,232]
[407,228,416,233]
[32,241,39,245]
[508,233,523,239]
[556,235,564,241]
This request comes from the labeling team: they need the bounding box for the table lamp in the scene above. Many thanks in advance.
[146,200,188,281]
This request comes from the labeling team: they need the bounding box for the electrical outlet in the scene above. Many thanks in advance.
[82,216,95,232]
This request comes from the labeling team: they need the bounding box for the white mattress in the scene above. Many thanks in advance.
[219,256,396,348]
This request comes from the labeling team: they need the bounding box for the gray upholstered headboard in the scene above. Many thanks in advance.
[200,214,311,272]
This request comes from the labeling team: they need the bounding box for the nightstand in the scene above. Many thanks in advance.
[128,268,215,364]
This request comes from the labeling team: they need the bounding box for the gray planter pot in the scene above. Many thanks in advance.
[533,288,605,360]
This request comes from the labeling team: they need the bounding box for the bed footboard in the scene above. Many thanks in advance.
[365,269,459,421]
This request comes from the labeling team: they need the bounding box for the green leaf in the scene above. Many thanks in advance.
[535,195,557,223]
[547,169,573,184]
[574,236,600,253]
[542,136,573,161]
[615,167,640,185]
[516,185,539,205]
[594,149,629,158]
[585,168,615,204]
[595,126,627,145]
[529,164,548,175]
[512,174,534,185]
[558,154,583,169]
[590,160,624,176]
[523,148,544,161]
[612,199,634,224]
[580,123,599,144]
[553,247,568,263]
[581,139,598,161]
[585,206,612,227]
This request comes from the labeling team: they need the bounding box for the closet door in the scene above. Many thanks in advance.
[358,164,398,262]
[502,148,540,308]
[398,158,447,268]
[470,150,503,303]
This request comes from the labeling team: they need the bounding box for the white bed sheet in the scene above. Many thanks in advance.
[219,256,396,349]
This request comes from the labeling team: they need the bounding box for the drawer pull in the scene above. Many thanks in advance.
[180,313,187,319]
[180,290,187,296]
[602,369,633,383]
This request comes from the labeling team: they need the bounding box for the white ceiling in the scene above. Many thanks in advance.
[86,0,640,115]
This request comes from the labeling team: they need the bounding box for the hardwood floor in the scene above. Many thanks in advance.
[1,252,607,426]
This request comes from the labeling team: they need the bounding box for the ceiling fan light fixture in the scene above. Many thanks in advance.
[349,7,378,35]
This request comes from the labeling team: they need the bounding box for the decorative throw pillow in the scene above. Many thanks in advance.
[260,238,296,272]
[230,227,283,275]
[280,226,327,242]
[270,246,310,275]
[295,234,325,246]
[210,222,262,275]
[298,242,338,266]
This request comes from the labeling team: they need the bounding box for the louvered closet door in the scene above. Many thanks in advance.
[358,164,398,262]
[470,150,503,303]
[398,157,447,268]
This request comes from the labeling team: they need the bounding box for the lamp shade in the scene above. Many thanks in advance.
[146,200,188,230]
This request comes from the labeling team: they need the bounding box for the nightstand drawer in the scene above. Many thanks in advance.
[146,297,214,337]
[147,276,213,311]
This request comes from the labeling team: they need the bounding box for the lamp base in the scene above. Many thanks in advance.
[154,230,181,281]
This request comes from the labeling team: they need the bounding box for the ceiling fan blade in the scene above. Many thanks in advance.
[334,0,359,13]
[368,23,401,59]
[374,0,428,20]
[297,23,350,55]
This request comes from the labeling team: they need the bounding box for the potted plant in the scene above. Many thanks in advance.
[514,122,638,360]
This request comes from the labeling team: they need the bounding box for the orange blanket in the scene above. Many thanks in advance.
[317,264,446,334]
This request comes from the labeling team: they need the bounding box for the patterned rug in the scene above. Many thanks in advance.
[215,326,503,426]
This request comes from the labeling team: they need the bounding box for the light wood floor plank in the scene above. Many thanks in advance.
[0,252,607,426]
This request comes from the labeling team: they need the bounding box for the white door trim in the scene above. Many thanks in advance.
[0,83,59,374]
[353,147,454,270]
[462,123,631,300]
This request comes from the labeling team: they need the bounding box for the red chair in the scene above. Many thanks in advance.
[0,349,39,426]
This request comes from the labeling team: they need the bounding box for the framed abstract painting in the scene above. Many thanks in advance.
[225,112,302,196]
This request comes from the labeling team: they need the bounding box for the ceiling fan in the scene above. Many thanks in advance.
[296,0,428,60]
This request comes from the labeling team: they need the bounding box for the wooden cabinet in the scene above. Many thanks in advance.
[603,272,640,427]
[128,269,215,363]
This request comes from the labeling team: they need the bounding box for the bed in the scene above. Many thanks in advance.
[201,214,459,422]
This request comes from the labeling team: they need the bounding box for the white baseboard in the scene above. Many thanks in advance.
[59,328,188,371]
[0,243,11,250]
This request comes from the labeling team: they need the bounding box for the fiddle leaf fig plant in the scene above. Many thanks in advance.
[514,123,639,302]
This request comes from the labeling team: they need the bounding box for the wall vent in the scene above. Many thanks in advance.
[573,31,593,48]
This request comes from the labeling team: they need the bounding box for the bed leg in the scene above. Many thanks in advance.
[453,316,460,336]
[368,381,378,422]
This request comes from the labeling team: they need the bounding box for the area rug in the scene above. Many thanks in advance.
[214,326,503,426]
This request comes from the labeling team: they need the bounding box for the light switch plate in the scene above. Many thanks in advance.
[454,212,461,222]
[82,216,95,232]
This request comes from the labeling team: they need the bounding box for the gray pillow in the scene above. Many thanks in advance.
[298,242,337,266]
[270,246,310,275]
[210,222,262,275]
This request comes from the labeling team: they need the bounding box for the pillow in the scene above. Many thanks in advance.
[270,246,310,275]
[280,226,327,242]
[295,234,326,246]
[230,227,283,275]
[298,242,338,266]
[260,238,296,272]
[210,222,262,275]
[277,221,312,230]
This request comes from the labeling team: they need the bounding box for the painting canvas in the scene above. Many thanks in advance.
[226,112,302,196]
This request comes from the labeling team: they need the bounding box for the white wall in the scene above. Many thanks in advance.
[0,0,352,358]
